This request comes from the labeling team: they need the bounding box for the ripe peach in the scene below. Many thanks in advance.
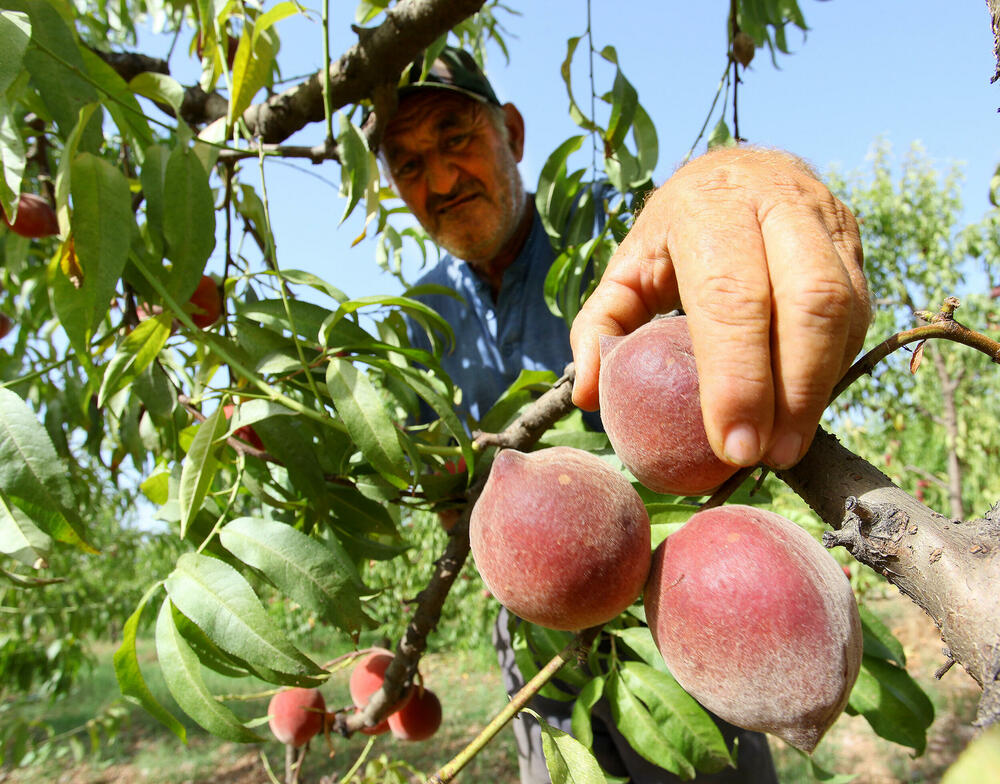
[470,446,651,631]
[2,193,59,239]
[188,274,221,328]
[598,315,738,496]
[643,504,862,752]
[222,403,265,451]
[349,649,413,719]
[387,687,442,741]
[267,688,326,747]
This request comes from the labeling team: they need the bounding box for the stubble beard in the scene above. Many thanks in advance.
[434,154,527,269]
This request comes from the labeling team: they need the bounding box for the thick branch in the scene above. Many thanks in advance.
[241,0,486,144]
[780,430,1000,727]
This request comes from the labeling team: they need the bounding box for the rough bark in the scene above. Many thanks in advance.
[238,0,486,143]
[780,428,1000,728]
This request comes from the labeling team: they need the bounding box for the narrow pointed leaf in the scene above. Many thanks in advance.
[163,144,215,302]
[154,597,263,742]
[0,388,92,549]
[526,708,608,784]
[54,153,130,349]
[164,552,324,680]
[113,583,187,743]
[326,357,409,488]
[220,516,373,634]
[0,491,51,567]
[98,312,172,407]
[619,661,732,773]
[178,406,226,539]
[605,669,695,779]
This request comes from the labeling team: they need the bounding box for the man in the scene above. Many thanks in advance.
[380,47,868,783]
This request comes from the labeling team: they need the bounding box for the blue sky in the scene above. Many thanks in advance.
[147,1,1000,299]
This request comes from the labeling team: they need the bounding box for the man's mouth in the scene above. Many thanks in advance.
[436,192,480,216]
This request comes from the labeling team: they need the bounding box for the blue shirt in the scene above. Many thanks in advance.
[407,205,577,422]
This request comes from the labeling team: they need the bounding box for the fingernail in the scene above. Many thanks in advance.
[767,431,803,469]
[723,424,762,466]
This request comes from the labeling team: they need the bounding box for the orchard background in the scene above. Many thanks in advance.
[1,1,1000,782]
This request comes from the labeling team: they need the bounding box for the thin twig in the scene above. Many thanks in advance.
[426,626,602,784]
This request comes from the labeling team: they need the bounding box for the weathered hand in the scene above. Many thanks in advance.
[570,146,870,470]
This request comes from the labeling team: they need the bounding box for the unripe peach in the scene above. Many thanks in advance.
[387,687,442,741]
[2,193,59,238]
[599,316,738,496]
[267,688,325,747]
[470,446,651,631]
[644,505,862,752]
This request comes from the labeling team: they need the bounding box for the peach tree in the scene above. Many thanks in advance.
[1,0,999,780]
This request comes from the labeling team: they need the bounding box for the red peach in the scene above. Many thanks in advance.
[267,688,325,747]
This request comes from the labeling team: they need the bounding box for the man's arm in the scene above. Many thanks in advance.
[570,146,870,470]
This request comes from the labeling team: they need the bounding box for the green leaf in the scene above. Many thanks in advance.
[337,113,370,223]
[605,669,696,779]
[848,655,934,752]
[229,25,276,127]
[251,1,302,48]
[604,61,638,154]
[129,72,185,118]
[113,583,187,743]
[169,602,253,679]
[525,708,609,784]
[15,0,101,149]
[154,597,263,743]
[0,96,26,214]
[0,388,93,550]
[98,313,173,407]
[220,516,374,635]
[163,144,216,302]
[858,604,906,667]
[164,552,325,682]
[54,152,131,348]
[707,118,735,150]
[536,135,585,243]
[570,675,605,748]
[618,661,732,773]
[0,11,30,94]
[80,47,153,157]
[327,483,399,537]
[326,356,410,489]
[0,491,51,567]
[178,405,227,539]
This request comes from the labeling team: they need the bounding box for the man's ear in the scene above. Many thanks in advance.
[502,103,525,162]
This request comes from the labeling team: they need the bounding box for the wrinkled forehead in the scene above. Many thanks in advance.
[381,91,486,157]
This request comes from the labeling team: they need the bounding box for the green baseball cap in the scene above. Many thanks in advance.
[398,46,502,106]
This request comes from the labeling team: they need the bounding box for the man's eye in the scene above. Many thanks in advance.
[393,160,419,179]
[443,133,469,150]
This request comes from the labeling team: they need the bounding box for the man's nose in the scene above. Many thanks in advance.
[425,153,459,195]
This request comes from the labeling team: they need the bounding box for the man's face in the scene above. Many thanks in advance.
[381,91,526,268]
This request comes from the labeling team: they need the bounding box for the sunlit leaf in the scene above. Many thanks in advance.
[113,583,187,743]
[154,597,263,742]
[220,516,374,634]
[164,552,325,681]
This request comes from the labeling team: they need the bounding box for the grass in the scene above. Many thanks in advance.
[0,596,985,784]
